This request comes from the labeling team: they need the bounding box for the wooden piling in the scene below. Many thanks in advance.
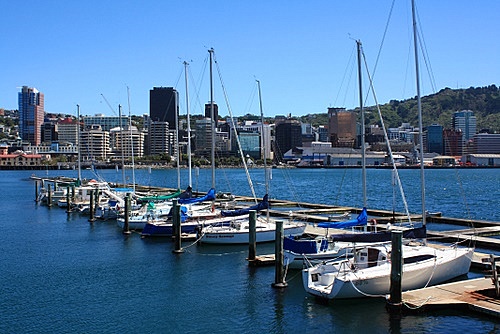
[66,186,71,213]
[35,180,39,202]
[172,199,184,253]
[123,193,131,235]
[248,210,257,262]
[47,184,52,207]
[387,230,403,312]
[88,189,96,223]
[272,220,287,288]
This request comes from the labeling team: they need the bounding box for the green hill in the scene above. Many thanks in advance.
[300,85,500,132]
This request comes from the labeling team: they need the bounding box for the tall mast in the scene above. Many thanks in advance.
[412,0,426,226]
[257,79,269,221]
[184,61,192,188]
[209,48,215,189]
[119,104,126,187]
[357,40,367,209]
[175,89,180,190]
[127,86,136,193]
[76,104,81,183]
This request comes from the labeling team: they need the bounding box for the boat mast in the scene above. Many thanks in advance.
[119,104,126,187]
[357,40,367,209]
[184,61,192,188]
[209,48,215,190]
[257,80,269,221]
[127,86,136,193]
[175,89,181,190]
[76,104,81,183]
[412,0,426,226]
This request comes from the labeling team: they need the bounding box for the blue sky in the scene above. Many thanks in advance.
[1,0,499,119]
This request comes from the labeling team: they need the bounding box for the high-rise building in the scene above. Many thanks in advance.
[443,129,463,156]
[57,118,79,145]
[18,86,45,145]
[147,121,170,156]
[80,125,110,161]
[274,118,302,162]
[426,124,443,154]
[83,114,129,132]
[452,110,476,142]
[150,87,178,130]
[328,108,357,148]
[204,102,218,128]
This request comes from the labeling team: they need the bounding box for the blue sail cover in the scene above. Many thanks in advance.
[317,207,368,229]
[178,188,216,205]
[167,205,189,222]
[284,236,328,254]
[220,194,269,217]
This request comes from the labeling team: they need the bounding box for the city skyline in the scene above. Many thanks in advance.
[1,1,499,119]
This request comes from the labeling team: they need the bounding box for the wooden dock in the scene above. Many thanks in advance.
[401,278,500,318]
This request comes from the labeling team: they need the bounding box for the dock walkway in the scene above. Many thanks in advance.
[401,277,500,318]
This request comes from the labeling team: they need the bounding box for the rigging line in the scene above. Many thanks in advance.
[415,2,437,93]
[333,43,356,107]
[363,0,396,106]
[191,55,209,115]
[361,48,412,223]
[213,57,258,203]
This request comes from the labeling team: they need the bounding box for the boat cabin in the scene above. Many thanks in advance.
[354,246,388,269]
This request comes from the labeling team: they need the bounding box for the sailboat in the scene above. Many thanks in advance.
[302,0,473,299]
[197,78,306,244]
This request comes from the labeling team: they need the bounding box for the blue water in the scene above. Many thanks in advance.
[1,168,499,333]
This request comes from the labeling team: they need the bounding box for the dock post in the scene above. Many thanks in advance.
[123,193,131,235]
[71,185,75,201]
[35,180,39,202]
[88,189,96,223]
[387,230,403,312]
[172,199,184,253]
[272,220,287,288]
[248,210,257,262]
[66,186,71,213]
[47,184,52,207]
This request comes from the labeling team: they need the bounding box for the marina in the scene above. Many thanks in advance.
[2,168,499,333]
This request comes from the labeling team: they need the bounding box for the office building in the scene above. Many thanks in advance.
[150,87,178,130]
[18,86,45,145]
[452,110,476,142]
[328,107,357,148]
[83,114,129,132]
[80,125,110,161]
[426,124,444,154]
[274,118,302,162]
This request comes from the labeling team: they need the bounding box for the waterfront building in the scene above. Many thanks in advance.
[41,122,58,144]
[443,129,463,156]
[110,126,145,158]
[274,117,302,162]
[467,133,500,154]
[452,110,476,142]
[0,145,43,167]
[18,86,45,145]
[150,87,178,130]
[80,125,110,161]
[316,125,329,142]
[426,124,444,154]
[327,107,357,148]
[228,120,272,160]
[463,154,500,166]
[57,118,79,145]
[147,121,170,156]
[83,114,129,132]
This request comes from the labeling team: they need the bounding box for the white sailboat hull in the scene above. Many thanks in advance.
[199,219,306,244]
[302,245,473,300]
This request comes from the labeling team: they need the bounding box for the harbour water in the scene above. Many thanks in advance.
[1,168,499,333]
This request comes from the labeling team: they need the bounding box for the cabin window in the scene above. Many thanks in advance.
[403,254,435,264]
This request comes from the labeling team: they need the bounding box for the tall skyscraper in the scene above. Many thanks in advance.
[452,110,476,142]
[426,124,443,154]
[18,86,45,145]
[204,102,218,128]
[274,118,302,162]
[149,87,178,130]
